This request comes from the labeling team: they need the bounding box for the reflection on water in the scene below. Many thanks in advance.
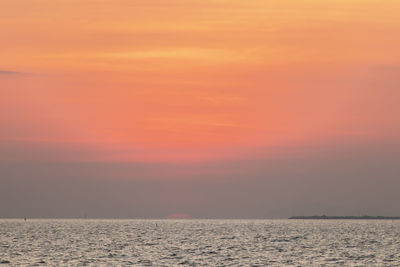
[1,219,400,266]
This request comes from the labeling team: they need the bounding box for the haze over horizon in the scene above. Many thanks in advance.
[1,0,400,219]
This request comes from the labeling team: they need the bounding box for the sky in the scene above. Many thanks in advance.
[1,0,400,218]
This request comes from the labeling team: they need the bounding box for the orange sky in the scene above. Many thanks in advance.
[1,0,400,163]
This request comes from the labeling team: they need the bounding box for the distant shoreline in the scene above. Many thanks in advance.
[289,215,400,220]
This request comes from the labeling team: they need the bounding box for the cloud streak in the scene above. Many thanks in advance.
[0,70,22,75]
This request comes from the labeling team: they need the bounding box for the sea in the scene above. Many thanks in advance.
[1,219,400,266]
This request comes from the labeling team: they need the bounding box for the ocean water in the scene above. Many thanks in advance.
[1,219,400,266]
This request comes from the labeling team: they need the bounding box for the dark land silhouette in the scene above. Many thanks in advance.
[289,215,400,220]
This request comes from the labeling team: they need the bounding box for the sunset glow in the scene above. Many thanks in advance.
[1,0,400,163]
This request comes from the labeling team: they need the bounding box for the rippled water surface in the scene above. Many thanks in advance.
[1,219,400,266]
